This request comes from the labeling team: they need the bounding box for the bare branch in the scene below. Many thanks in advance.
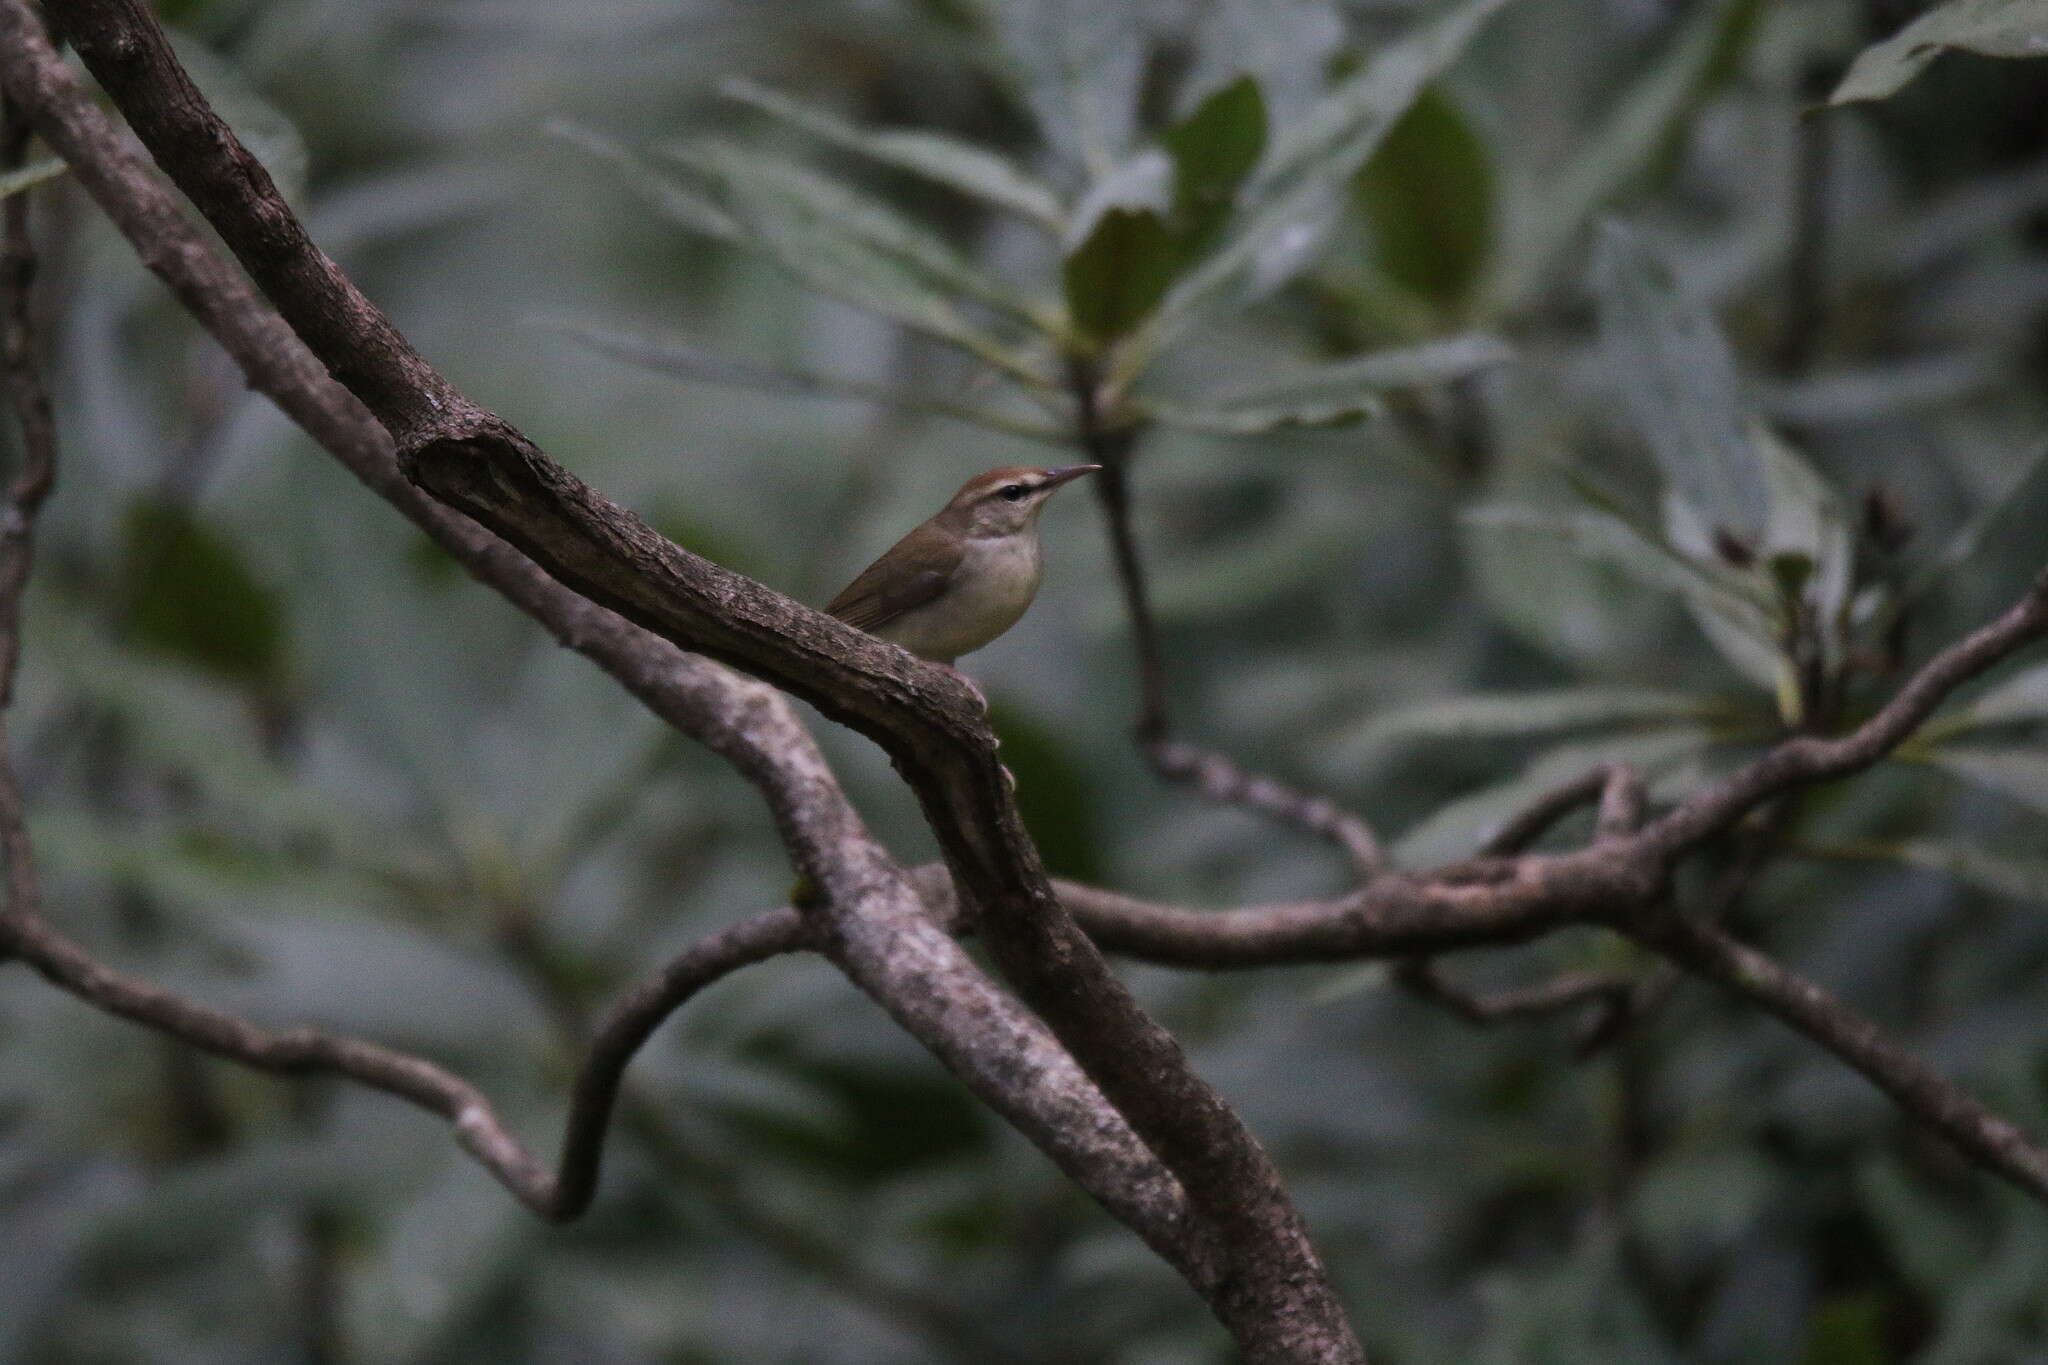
[30,6,1363,1356]
[0,74,56,948]
[10,0,2048,1338]
[1632,910,2048,1202]
[911,859,1636,966]
[1479,767,1613,857]
[1395,958,1633,1026]
[0,905,805,1216]
[1595,763,1648,842]
[0,91,54,689]
[1148,739,1387,877]
[1070,361,1385,878]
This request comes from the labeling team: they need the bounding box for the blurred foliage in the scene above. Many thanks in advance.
[6,0,2048,1361]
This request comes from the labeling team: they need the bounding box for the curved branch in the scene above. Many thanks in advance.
[1633,911,2048,1201]
[1396,958,1633,1026]
[0,11,1237,1340]
[1072,365,1386,879]
[0,907,805,1216]
[34,7,1361,1356]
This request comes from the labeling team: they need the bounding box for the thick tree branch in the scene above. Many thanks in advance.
[9,0,2048,1344]
[33,6,1361,1357]
[0,9,1270,1348]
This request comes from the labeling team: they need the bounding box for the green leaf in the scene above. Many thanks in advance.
[1140,393,1379,436]
[1755,422,1855,666]
[549,119,741,241]
[677,141,1052,328]
[1800,1294,1889,1365]
[541,320,1069,444]
[1062,206,1179,342]
[1143,334,1512,435]
[1466,486,1787,698]
[0,158,66,202]
[717,78,1066,232]
[1928,660,2048,735]
[1801,837,2048,906]
[1460,519,1661,667]
[1125,0,1515,370]
[1661,491,1791,700]
[1758,427,1851,603]
[663,141,1053,379]
[1329,686,1724,765]
[1593,221,1769,544]
[1897,434,2048,612]
[1064,148,1173,249]
[995,0,1150,176]
[121,497,286,686]
[1162,75,1268,253]
[1479,0,1759,315]
[1857,1158,1983,1294]
[1354,85,1494,309]
[1463,501,1739,605]
[1915,745,2048,818]
[1831,0,2048,106]
[1260,0,1515,201]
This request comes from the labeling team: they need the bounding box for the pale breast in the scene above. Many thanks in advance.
[877,533,1043,663]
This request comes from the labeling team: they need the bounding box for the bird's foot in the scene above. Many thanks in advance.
[946,665,990,717]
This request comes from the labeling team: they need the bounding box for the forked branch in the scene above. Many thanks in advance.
[4,8,1335,1356]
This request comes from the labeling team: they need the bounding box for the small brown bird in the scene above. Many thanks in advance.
[826,465,1101,664]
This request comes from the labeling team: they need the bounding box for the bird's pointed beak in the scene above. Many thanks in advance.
[1040,464,1104,492]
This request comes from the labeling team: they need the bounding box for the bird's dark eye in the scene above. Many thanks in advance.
[999,484,1027,502]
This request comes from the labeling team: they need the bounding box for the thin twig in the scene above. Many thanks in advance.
[0,80,57,942]
[1070,359,1386,878]
[1480,762,1643,858]
[1395,958,1632,1026]
[1481,768,1608,856]
[1633,910,2048,1202]
[1577,799,1793,1058]
[0,891,809,1218]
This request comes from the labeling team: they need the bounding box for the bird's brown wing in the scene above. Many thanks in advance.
[825,520,961,633]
